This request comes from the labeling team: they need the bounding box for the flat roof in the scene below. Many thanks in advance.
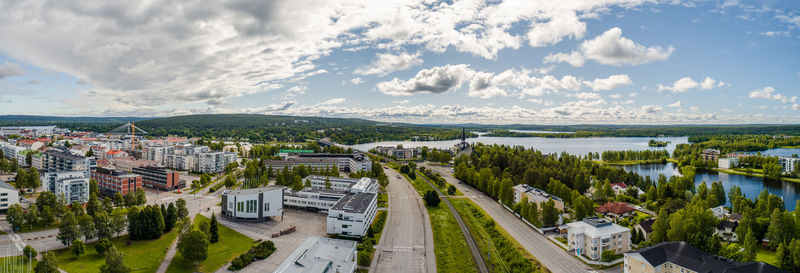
[273,237,356,273]
[223,185,284,196]
[330,193,375,214]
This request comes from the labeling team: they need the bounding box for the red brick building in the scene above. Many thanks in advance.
[132,165,182,190]
[91,167,143,195]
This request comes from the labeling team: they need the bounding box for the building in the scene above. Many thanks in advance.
[304,175,378,194]
[30,153,43,169]
[711,205,729,218]
[164,154,194,170]
[512,184,565,210]
[142,146,173,164]
[779,157,800,174]
[41,171,90,203]
[718,157,739,169]
[633,219,655,242]
[284,188,348,212]
[104,149,128,159]
[221,186,284,222]
[0,180,19,211]
[0,141,26,161]
[195,151,236,173]
[42,149,93,172]
[91,167,142,195]
[292,152,373,172]
[111,157,159,172]
[15,150,31,167]
[273,237,357,273]
[567,217,631,260]
[716,220,739,242]
[326,192,378,237]
[264,158,340,172]
[132,165,182,190]
[595,201,636,220]
[374,146,415,159]
[701,149,720,162]
[611,182,645,196]
[624,241,784,273]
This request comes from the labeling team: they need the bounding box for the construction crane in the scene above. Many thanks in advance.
[108,122,148,149]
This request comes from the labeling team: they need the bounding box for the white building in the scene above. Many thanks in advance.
[567,217,631,260]
[0,141,26,161]
[283,188,347,212]
[195,151,236,173]
[304,175,378,194]
[718,157,739,169]
[273,237,357,273]
[779,157,800,174]
[0,180,19,211]
[164,154,194,171]
[326,192,378,237]
[276,152,373,172]
[512,184,565,211]
[142,146,173,164]
[221,186,283,222]
[41,171,90,204]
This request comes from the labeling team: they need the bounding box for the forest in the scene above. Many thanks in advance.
[480,125,800,138]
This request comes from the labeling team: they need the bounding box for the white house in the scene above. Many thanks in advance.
[0,180,19,211]
[326,192,378,237]
[221,186,283,222]
[567,217,630,260]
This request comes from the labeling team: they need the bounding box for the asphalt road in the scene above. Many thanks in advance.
[371,166,436,273]
[423,163,598,273]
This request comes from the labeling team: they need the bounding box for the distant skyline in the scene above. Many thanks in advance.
[1,0,799,124]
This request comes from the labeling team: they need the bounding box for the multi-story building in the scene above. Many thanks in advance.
[304,175,378,194]
[104,149,128,159]
[280,152,373,172]
[512,184,565,210]
[132,165,182,190]
[0,180,19,211]
[374,146,415,159]
[164,154,194,170]
[91,167,142,195]
[142,146,173,164]
[111,157,158,172]
[326,192,377,237]
[264,158,339,173]
[15,150,31,167]
[273,237,357,273]
[624,241,782,273]
[567,217,630,260]
[30,152,43,169]
[42,149,94,172]
[701,149,720,162]
[718,157,739,169]
[195,151,236,173]
[0,141,26,161]
[779,157,800,174]
[41,171,90,203]
[283,188,347,212]
[220,186,284,222]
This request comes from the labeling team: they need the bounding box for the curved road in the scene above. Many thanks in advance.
[371,166,436,273]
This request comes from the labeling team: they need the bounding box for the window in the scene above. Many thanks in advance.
[237,202,244,212]
[265,203,270,211]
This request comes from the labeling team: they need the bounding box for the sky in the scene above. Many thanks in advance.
[0,0,799,125]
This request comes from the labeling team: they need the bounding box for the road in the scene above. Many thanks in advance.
[371,166,436,273]
[423,163,596,273]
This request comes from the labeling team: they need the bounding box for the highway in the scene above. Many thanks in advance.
[371,166,436,273]
[423,163,599,273]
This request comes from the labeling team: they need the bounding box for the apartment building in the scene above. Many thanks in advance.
[624,241,783,273]
[0,141,26,161]
[512,184,565,210]
[41,171,90,203]
[779,157,800,174]
[91,167,142,195]
[0,180,19,211]
[195,151,236,173]
[326,192,378,237]
[567,217,630,260]
[221,186,284,222]
[132,165,181,190]
[142,146,173,164]
[718,157,739,169]
[42,149,94,172]
[164,154,194,170]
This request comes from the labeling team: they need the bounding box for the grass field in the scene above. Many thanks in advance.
[17,221,60,233]
[378,193,388,208]
[0,256,34,272]
[55,228,179,273]
[756,248,780,267]
[165,215,255,273]
[450,198,545,273]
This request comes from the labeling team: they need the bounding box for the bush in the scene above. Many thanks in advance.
[95,238,113,255]
[423,190,440,207]
[22,245,37,260]
[601,249,619,262]
[228,241,276,270]
[357,251,372,266]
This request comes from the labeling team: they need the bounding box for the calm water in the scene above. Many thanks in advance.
[622,163,800,211]
[508,129,575,134]
[350,136,688,156]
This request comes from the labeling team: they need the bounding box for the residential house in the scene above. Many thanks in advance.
[624,241,783,273]
[567,217,631,260]
[595,201,636,220]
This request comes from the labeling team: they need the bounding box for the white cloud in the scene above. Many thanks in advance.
[583,74,633,91]
[354,52,423,76]
[641,105,663,114]
[377,64,473,96]
[749,86,798,104]
[572,92,602,100]
[350,77,364,85]
[609,94,622,99]
[526,11,585,47]
[760,31,790,37]
[286,86,307,96]
[658,76,722,92]
[319,98,346,105]
[689,106,698,111]
[0,62,26,79]
[543,51,585,67]
[580,27,674,66]
[668,101,682,108]
[393,99,410,104]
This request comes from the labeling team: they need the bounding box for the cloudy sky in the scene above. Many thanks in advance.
[1,0,799,124]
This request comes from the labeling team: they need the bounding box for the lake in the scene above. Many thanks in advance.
[350,136,688,156]
[622,163,799,211]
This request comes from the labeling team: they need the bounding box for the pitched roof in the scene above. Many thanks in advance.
[595,201,635,215]
[632,241,786,273]
[637,219,655,233]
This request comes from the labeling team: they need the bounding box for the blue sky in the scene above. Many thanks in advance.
[0,0,799,124]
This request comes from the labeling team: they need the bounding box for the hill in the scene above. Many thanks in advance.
[0,115,147,125]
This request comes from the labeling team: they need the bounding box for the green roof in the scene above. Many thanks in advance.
[278,149,314,154]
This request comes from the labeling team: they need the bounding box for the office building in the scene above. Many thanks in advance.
[91,167,142,195]
[0,180,19,211]
[273,237,357,273]
[41,171,90,203]
[304,175,378,194]
[326,192,378,237]
[263,158,340,173]
[221,186,283,222]
[278,152,373,172]
[284,188,348,212]
[624,241,784,273]
[567,217,630,260]
[132,165,182,190]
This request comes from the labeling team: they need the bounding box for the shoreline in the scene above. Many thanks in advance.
[713,168,800,184]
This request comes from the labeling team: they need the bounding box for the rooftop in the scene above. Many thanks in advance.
[630,241,785,273]
[330,193,376,214]
[273,237,356,273]
[567,217,629,237]
[223,185,284,196]
[595,201,635,215]
[0,179,16,191]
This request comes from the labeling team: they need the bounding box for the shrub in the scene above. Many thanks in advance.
[95,238,113,255]
[228,241,276,270]
[357,251,371,267]
[423,190,440,207]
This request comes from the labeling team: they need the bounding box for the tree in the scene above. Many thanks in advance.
[209,213,219,243]
[224,175,236,188]
[111,210,127,237]
[58,211,80,246]
[763,162,783,179]
[423,190,440,207]
[324,176,331,189]
[94,212,114,240]
[95,238,113,255]
[178,229,209,265]
[23,245,37,260]
[72,239,85,258]
[572,195,594,220]
[304,178,311,188]
[40,205,55,227]
[499,178,513,206]
[34,251,59,273]
[100,246,131,273]
[71,201,84,216]
[86,193,101,216]
[24,204,39,228]
[78,214,97,241]
[7,204,24,230]
[90,179,99,196]
[113,193,124,207]
[743,229,757,262]
[651,209,670,243]
[176,198,188,219]
[541,199,559,227]
[135,190,147,205]
[165,203,177,232]
[601,249,618,262]
[36,191,58,212]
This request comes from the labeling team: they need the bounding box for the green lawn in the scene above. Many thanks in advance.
[428,203,478,273]
[378,193,388,208]
[372,210,388,243]
[55,228,179,273]
[756,248,780,267]
[17,221,60,233]
[0,256,34,272]
[165,215,255,273]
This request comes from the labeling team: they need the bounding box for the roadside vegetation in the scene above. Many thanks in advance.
[167,214,254,273]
